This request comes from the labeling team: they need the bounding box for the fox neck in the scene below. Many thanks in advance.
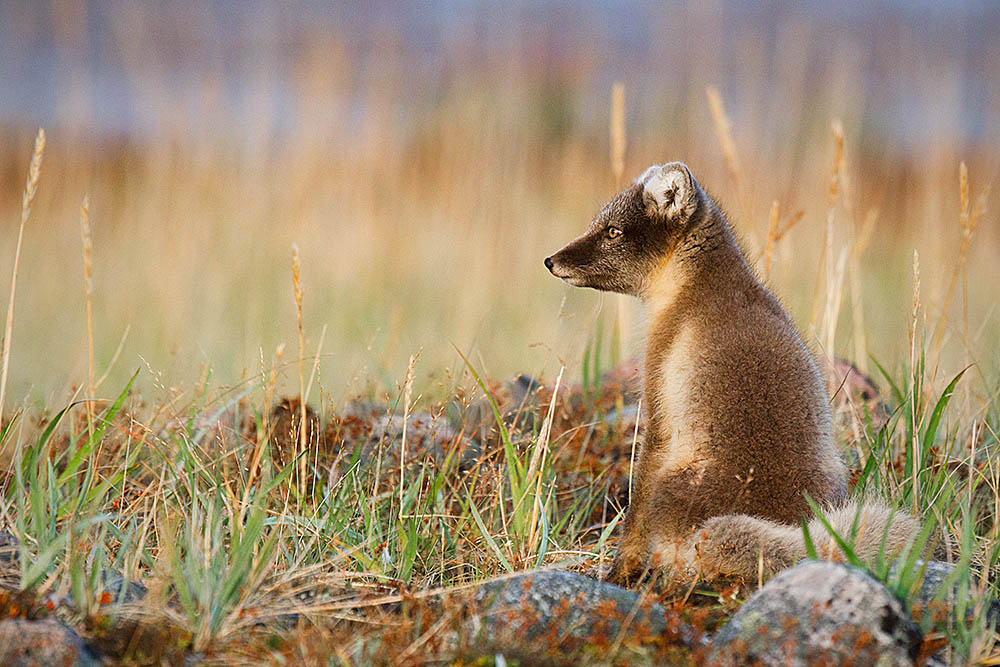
[638,205,741,318]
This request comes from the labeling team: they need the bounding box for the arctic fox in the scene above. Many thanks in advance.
[545,162,917,585]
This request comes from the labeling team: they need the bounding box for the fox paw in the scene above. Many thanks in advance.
[604,555,645,588]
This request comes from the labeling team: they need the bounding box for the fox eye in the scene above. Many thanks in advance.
[606,226,623,239]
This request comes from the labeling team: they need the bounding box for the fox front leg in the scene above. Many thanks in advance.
[603,476,653,587]
[605,526,649,587]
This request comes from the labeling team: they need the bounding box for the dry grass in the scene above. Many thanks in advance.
[0,8,997,404]
[79,194,94,428]
[0,128,44,422]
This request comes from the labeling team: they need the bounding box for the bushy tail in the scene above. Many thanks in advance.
[672,501,921,580]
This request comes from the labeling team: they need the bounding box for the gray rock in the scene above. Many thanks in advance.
[464,569,702,665]
[904,560,1000,623]
[100,570,147,605]
[460,374,542,441]
[0,617,100,667]
[0,530,17,567]
[710,560,922,666]
[896,560,957,609]
[0,531,19,587]
[892,560,998,624]
[895,559,999,665]
[602,402,641,433]
[0,532,144,608]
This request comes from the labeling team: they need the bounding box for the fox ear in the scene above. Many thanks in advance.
[638,162,700,221]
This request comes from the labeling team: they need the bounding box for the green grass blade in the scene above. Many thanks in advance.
[22,532,68,590]
[58,369,139,485]
[595,508,624,552]
[923,367,969,452]
[0,412,16,443]
[398,518,418,582]
[801,518,818,559]
[452,344,524,492]
[805,495,863,569]
[466,491,512,573]
[534,506,550,568]
[871,356,904,407]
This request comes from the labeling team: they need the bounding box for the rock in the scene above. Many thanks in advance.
[100,570,147,605]
[901,560,957,608]
[0,617,100,666]
[332,401,482,470]
[710,560,921,666]
[896,559,1000,629]
[0,530,17,566]
[0,531,19,587]
[460,374,542,442]
[463,570,702,665]
[602,402,641,434]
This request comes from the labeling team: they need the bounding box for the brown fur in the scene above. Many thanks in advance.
[545,162,918,585]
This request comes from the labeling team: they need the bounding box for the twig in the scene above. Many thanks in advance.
[628,399,641,506]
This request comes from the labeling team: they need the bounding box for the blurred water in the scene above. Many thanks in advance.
[1,0,997,150]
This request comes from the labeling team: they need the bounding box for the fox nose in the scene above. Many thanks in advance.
[544,256,554,271]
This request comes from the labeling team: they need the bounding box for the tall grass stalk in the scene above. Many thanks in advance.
[762,201,803,283]
[400,353,417,520]
[80,195,95,430]
[0,128,45,424]
[610,83,626,190]
[909,250,921,514]
[808,121,843,340]
[764,200,780,281]
[292,243,307,497]
[706,86,747,231]
[610,82,631,365]
[243,344,284,508]
[848,208,877,374]
[931,162,988,363]
[628,398,641,505]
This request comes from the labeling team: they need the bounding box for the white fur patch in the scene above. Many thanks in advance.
[636,165,661,185]
[638,163,696,220]
[654,324,704,472]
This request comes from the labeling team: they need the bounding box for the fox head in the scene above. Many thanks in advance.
[544,162,708,297]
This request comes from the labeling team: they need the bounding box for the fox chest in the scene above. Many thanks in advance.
[645,326,709,472]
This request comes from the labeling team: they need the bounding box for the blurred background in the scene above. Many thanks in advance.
[1,0,998,405]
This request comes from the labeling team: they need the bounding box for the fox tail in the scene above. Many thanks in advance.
[659,500,922,580]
